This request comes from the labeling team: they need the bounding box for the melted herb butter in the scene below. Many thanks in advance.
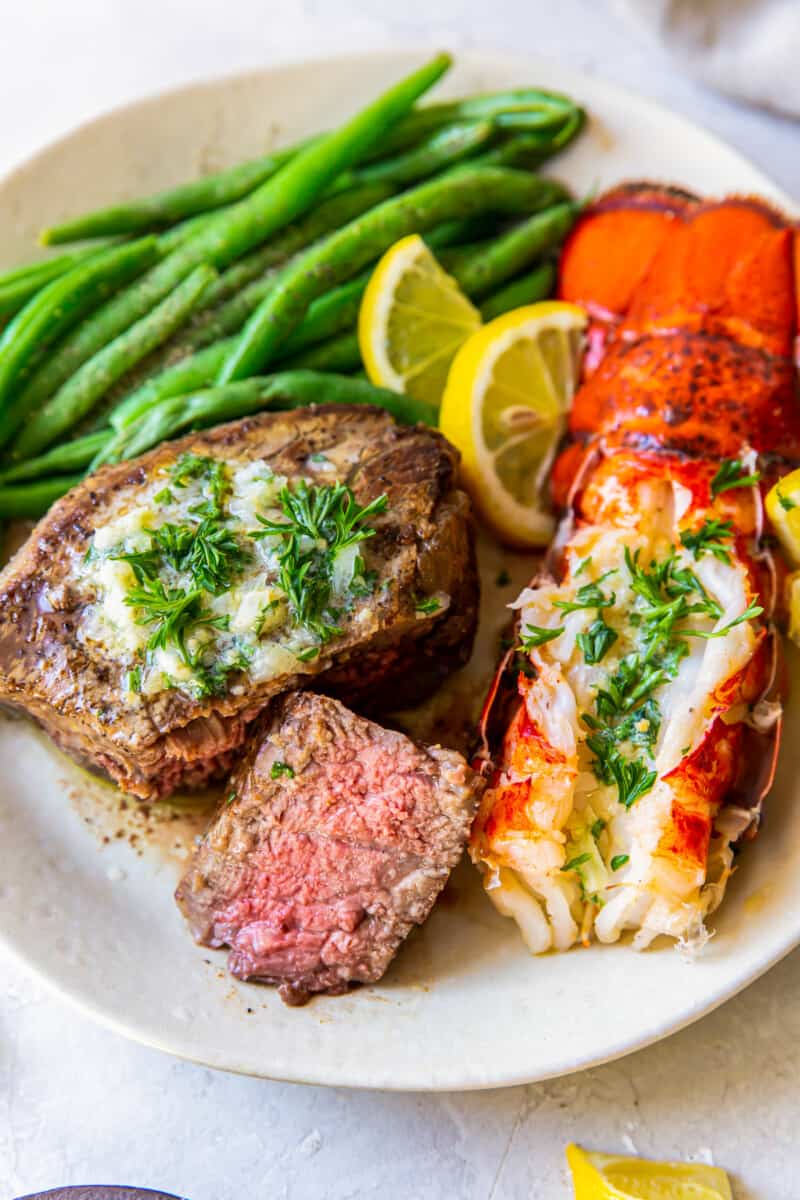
[77,453,386,700]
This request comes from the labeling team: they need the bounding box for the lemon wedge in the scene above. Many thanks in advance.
[766,467,800,564]
[566,1145,733,1200]
[439,301,586,548]
[765,469,800,643]
[359,233,481,407]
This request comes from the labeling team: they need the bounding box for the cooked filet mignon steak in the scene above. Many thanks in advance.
[0,405,478,800]
[175,691,481,1002]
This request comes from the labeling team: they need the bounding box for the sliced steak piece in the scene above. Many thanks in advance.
[0,404,478,800]
[175,691,480,1003]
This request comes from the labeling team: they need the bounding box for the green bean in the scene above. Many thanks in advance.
[0,237,159,423]
[0,246,110,321]
[278,331,362,374]
[107,340,235,433]
[547,105,586,151]
[0,429,111,483]
[276,273,371,360]
[479,262,556,320]
[470,133,557,170]
[340,120,493,189]
[273,248,561,375]
[449,202,575,298]
[218,166,567,382]
[496,105,584,144]
[363,88,577,159]
[40,144,306,244]
[39,85,572,244]
[14,56,449,426]
[0,474,83,519]
[11,264,217,459]
[105,208,502,435]
[196,182,391,311]
[156,211,220,254]
[104,197,568,444]
[109,371,436,461]
[182,273,281,352]
[262,209,506,362]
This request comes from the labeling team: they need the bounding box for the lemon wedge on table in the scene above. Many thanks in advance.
[359,233,481,407]
[439,301,586,548]
[566,1145,733,1200]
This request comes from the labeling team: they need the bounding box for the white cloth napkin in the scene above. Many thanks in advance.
[613,0,800,117]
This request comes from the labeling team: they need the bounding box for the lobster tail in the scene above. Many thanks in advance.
[471,181,798,956]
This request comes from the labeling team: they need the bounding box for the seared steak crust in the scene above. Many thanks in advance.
[175,691,481,1002]
[0,405,478,799]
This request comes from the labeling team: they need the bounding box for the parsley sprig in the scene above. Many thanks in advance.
[581,542,761,811]
[576,616,618,665]
[711,458,761,497]
[553,573,616,614]
[518,623,564,650]
[251,480,387,644]
[679,518,734,564]
[124,579,227,664]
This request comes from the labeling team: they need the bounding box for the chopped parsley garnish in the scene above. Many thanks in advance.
[576,540,761,812]
[153,487,174,505]
[610,854,629,871]
[495,568,511,587]
[112,546,162,583]
[114,518,250,597]
[609,756,658,810]
[711,458,761,497]
[553,575,615,614]
[190,646,252,698]
[127,666,142,693]
[125,579,227,664]
[518,623,564,650]
[576,617,618,664]
[777,486,797,512]
[561,853,591,873]
[682,600,763,639]
[182,519,250,594]
[168,453,231,519]
[679,518,734,564]
[415,596,441,615]
[295,645,320,662]
[251,480,387,644]
[270,761,295,780]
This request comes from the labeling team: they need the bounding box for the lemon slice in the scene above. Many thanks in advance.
[359,233,481,407]
[766,467,800,564]
[439,301,586,548]
[566,1145,733,1200]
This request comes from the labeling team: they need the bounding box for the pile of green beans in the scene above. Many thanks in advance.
[0,53,585,518]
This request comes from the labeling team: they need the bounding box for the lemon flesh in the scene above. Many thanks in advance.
[765,468,800,644]
[439,301,586,548]
[766,467,800,565]
[567,1144,733,1200]
[359,233,481,408]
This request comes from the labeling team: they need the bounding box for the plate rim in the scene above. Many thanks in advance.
[1,46,796,1091]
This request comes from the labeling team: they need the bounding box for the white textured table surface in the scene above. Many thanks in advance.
[2,3,799,1199]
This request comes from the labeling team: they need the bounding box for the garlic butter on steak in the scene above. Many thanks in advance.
[0,406,478,799]
[79,452,389,701]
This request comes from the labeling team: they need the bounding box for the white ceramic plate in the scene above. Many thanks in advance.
[1,50,797,1092]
